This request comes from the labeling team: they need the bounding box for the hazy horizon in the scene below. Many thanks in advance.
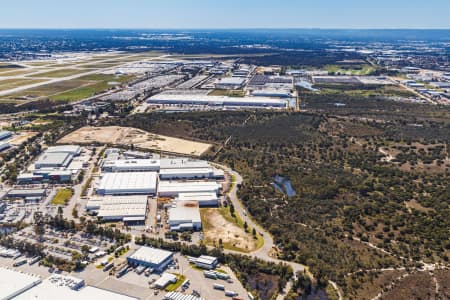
[2,0,450,29]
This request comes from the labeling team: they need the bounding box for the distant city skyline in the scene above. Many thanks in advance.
[1,0,450,29]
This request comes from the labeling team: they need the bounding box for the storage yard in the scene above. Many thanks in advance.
[57,126,212,156]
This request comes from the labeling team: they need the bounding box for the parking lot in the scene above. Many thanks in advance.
[110,253,250,300]
[0,241,251,300]
[12,227,115,261]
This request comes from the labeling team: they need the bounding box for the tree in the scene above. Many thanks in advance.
[33,212,45,241]
[230,203,235,216]
[72,208,78,219]
[81,245,90,257]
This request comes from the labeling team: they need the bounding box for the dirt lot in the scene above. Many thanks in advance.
[201,208,257,252]
[57,126,211,156]
[9,131,39,146]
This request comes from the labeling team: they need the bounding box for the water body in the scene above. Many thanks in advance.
[273,175,296,197]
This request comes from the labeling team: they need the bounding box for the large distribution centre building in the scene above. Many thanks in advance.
[97,172,158,195]
[94,195,149,223]
[92,152,225,225]
[102,159,160,172]
[35,152,74,169]
[147,93,287,108]
[0,131,12,141]
[46,145,81,155]
[0,268,137,300]
[177,192,219,207]
[0,267,42,299]
[0,131,12,152]
[127,246,174,272]
[158,181,221,197]
[160,158,210,169]
[159,167,216,180]
[19,145,86,184]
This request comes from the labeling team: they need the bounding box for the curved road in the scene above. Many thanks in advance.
[214,164,310,299]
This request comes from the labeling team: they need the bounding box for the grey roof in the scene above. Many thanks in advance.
[129,246,173,265]
[35,152,73,167]
[98,172,158,194]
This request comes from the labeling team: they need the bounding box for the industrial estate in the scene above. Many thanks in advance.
[0,28,449,300]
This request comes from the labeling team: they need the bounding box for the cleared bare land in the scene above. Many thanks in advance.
[57,126,212,156]
[8,131,39,146]
[201,208,258,252]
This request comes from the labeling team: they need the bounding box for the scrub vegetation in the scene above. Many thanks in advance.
[117,99,449,298]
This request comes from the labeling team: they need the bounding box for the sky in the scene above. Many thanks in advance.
[1,0,450,29]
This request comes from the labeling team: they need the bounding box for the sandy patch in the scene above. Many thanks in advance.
[201,208,256,252]
[57,126,211,156]
[8,131,38,146]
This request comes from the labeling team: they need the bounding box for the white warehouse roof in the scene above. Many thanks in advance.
[169,202,201,225]
[148,94,287,107]
[97,172,158,195]
[0,267,42,299]
[102,159,160,172]
[160,158,210,169]
[0,131,12,141]
[158,181,221,196]
[129,246,173,266]
[177,192,219,206]
[46,145,81,155]
[154,272,177,289]
[97,195,148,220]
[35,152,73,168]
[15,279,138,300]
[215,77,246,85]
[164,291,204,300]
[159,167,214,180]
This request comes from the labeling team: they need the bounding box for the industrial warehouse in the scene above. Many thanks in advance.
[87,195,149,223]
[96,172,158,195]
[0,268,137,300]
[86,149,225,229]
[127,246,174,272]
[168,201,202,231]
[147,92,288,108]
[17,145,89,184]
[0,130,12,152]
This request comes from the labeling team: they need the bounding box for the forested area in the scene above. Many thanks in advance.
[112,101,449,297]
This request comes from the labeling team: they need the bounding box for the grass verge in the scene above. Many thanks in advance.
[51,188,73,205]
[165,274,186,292]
